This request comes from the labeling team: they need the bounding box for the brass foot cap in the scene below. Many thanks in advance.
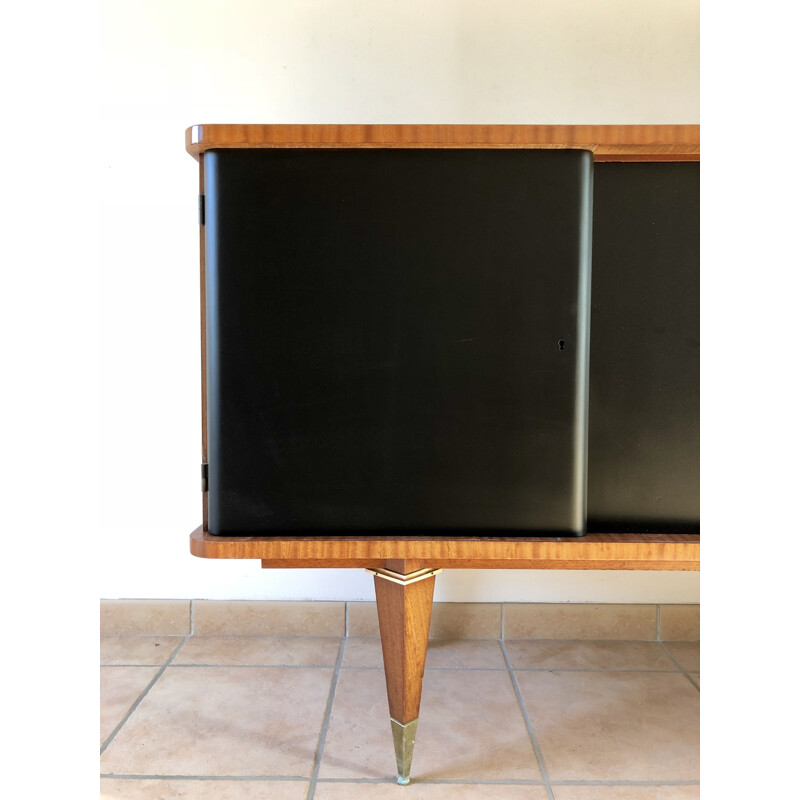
[390,716,418,785]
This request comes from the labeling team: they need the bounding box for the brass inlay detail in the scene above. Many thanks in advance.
[366,567,442,585]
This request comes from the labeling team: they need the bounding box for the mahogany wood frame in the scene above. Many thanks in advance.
[186,124,700,783]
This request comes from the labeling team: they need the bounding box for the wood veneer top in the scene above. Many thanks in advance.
[185,124,699,162]
[190,527,699,571]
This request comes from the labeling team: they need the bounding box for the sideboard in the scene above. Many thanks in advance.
[186,124,700,784]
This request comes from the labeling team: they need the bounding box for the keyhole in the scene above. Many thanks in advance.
[558,340,566,351]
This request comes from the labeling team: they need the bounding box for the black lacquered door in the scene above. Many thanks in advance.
[204,148,593,536]
[587,162,700,534]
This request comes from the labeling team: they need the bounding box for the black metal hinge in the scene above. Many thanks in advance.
[201,462,208,492]
[198,194,205,226]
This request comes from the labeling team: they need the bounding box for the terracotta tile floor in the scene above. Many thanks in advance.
[100,636,699,800]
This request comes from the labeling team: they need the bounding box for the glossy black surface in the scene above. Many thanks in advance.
[204,149,593,535]
[587,163,700,533]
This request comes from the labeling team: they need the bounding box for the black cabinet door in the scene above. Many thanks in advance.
[588,163,700,534]
[204,148,593,535]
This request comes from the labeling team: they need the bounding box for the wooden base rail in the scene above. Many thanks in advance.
[190,528,699,571]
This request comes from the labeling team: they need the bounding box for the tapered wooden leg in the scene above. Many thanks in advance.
[369,560,440,785]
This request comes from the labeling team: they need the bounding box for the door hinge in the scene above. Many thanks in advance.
[198,194,205,226]
[201,462,208,492]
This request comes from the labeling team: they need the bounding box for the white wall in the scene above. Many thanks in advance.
[98,0,700,602]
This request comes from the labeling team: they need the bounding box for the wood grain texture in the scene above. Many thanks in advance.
[374,571,435,723]
[185,124,699,162]
[190,527,699,570]
[385,560,429,574]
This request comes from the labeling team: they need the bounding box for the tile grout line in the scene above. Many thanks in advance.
[501,603,505,639]
[190,599,195,636]
[320,778,543,785]
[321,778,701,786]
[550,780,701,786]
[101,774,309,782]
[499,639,556,800]
[99,774,700,787]
[656,641,700,692]
[305,636,346,800]
[491,667,682,674]
[124,664,685,673]
[100,635,191,755]
[345,602,349,638]
[101,634,696,643]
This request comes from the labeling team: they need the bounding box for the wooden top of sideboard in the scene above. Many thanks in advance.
[185,124,699,162]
